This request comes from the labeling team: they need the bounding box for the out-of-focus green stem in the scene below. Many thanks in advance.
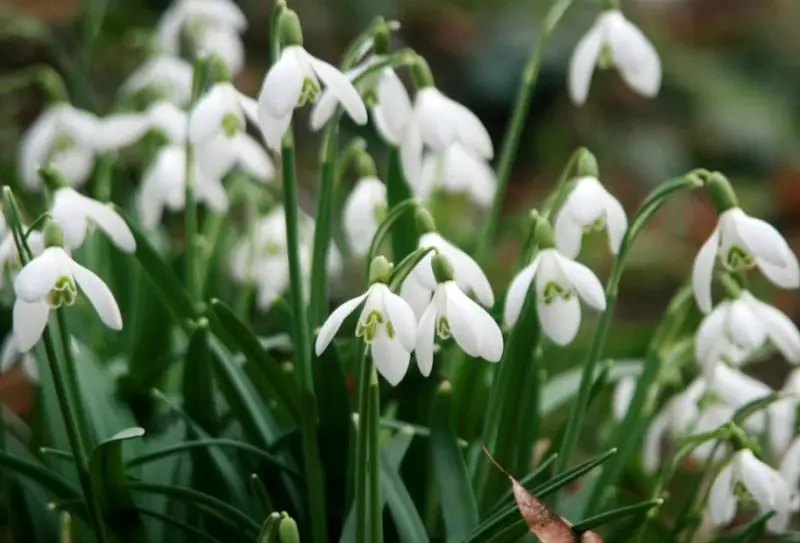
[367,368,383,543]
[184,58,208,302]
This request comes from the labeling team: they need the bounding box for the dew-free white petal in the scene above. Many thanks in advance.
[12,299,50,352]
[692,229,720,313]
[315,292,368,355]
[14,247,63,302]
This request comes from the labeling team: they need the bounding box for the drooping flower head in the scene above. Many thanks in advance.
[121,54,194,106]
[343,176,387,257]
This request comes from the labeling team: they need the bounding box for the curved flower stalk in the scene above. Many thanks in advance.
[504,247,605,346]
[693,206,800,313]
[315,258,417,386]
[708,449,792,534]
[414,254,503,377]
[553,176,627,258]
[695,291,800,380]
[50,186,136,253]
[121,54,194,106]
[416,143,497,207]
[0,333,38,382]
[157,0,247,74]
[568,9,661,105]
[343,176,387,257]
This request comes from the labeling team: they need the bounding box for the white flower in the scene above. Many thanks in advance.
[189,82,274,182]
[315,282,416,386]
[137,145,227,229]
[372,68,413,146]
[553,176,627,258]
[693,207,800,313]
[50,187,136,253]
[122,54,193,105]
[400,232,494,317]
[401,87,493,184]
[504,248,606,346]
[769,368,800,457]
[0,333,38,382]
[343,177,386,256]
[13,246,122,351]
[415,281,502,376]
[145,101,189,144]
[195,25,245,75]
[779,436,800,511]
[696,292,800,380]
[612,376,636,421]
[708,449,792,533]
[257,46,367,150]
[416,143,496,207]
[710,363,773,411]
[568,9,661,105]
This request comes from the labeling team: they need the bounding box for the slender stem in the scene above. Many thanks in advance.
[91,153,114,202]
[354,347,370,543]
[385,147,417,262]
[474,0,577,262]
[56,309,94,453]
[368,368,383,543]
[281,132,328,543]
[184,142,199,301]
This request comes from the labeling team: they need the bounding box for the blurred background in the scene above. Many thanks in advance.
[1,0,800,448]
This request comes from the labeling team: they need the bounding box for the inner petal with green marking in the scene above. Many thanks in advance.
[298,78,320,107]
[436,316,451,339]
[542,281,573,305]
[722,245,755,272]
[47,275,78,309]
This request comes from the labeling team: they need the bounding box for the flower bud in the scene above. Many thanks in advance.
[411,55,434,88]
[279,10,304,47]
[278,512,300,543]
[38,164,70,192]
[43,219,64,249]
[369,255,393,285]
[706,172,739,212]
[414,207,436,234]
[431,252,454,284]
[577,149,598,178]
[534,216,555,249]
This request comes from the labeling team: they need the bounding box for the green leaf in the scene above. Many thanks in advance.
[183,326,218,433]
[385,147,418,261]
[429,382,479,540]
[135,506,224,543]
[0,452,80,501]
[381,448,430,543]
[571,498,664,533]
[249,474,274,520]
[89,427,147,542]
[540,360,643,416]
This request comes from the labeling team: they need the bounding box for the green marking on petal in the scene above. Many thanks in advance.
[372,202,387,225]
[542,281,573,305]
[221,113,241,137]
[298,78,320,107]
[582,216,606,234]
[264,240,283,256]
[723,245,755,272]
[386,320,395,340]
[47,275,77,309]
[356,309,385,344]
[598,44,614,70]
[436,316,451,340]
[51,135,75,155]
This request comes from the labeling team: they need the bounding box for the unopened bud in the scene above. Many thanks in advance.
[431,253,454,284]
[706,172,739,212]
[279,10,304,47]
[278,512,300,543]
[414,208,436,234]
[577,149,598,178]
[534,217,555,249]
[369,255,392,284]
[43,219,64,249]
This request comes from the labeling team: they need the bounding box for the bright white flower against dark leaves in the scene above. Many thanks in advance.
[779,436,800,512]
[693,208,800,313]
[146,101,189,144]
[137,145,227,229]
[315,282,416,386]
[0,333,38,382]
[122,54,193,105]
[709,449,792,533]
[50,187,136,253]
[343,177,386,256]
[258,46,367,150]
[416,143,496,207]
[415,280,502,376]
[504,248,606,346]
[13,247,122,351]
[189,82,274,182]
[568,9,661,106]
[710,363,773,412]
[696,292,800,380]
[553,176,627,258]
[371,68,413,146]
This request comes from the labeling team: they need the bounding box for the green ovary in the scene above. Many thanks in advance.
[47,276,78,309]
[723,245,755,271]
[542,281,573,305]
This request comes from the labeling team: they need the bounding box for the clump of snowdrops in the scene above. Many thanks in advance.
[1,0,799,542]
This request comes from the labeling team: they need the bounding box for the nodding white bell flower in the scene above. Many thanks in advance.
[553,176,627,258]
[258,46,367,150]
[372,68,413,146]
[779,436,800,512]
[416,143,496,207]
[504,248,606,346]
[0,333,38,382]
[401,87,493,185]
[709,449,792,534]
[195,25,245,76]
[696,292,800,380]
[145,101,189,144]
[137,145,227,229]
[400,232,495,317]
[612,375,636,421]
[414,258,502,376]
[50,187,136,253]
[769,368,800,457]
[343,176,387,257]
[13,245,122,351]
[568,9,661,106]
[315,274,417,386]
[693,207,800,313]
[122,55,193,106]
[189,82,274,182]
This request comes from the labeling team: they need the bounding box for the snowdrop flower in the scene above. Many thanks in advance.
[194,25,245,76]
[612,376,636,421]
[644,379,708,471]
[343,176,386,256]
[568,9,661,105]
[693,206,799,313]
[505,246,606,346]
[709,449,792,533]
[315,257,416,385]
[13,224,122,352]
[49,185,136,253]
[769,368,800,456]
[416,143,496,207]
[189,82,274,182]
[779,436,800,511]
[414,254,502,376]
[137,145,227,229]
[696,292,800,379]
[122,54,193,105]
[553,176,627,258]
[0,333,38,382]
[145,101,189,144]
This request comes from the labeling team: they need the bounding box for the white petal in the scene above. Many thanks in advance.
[194,174,229,213]
[51,147,94,188]
[607,12,662,98]
[503,260,539,327]
[695,303,728,365]
[453,102,493,159]
[730,211,790,268]
[260,47,304,118]
[769,398,797,456]
[12,299,50,352]
[314,292,368,355]
[475,304,503,362]
[603,194,628,254]
[146,101,188,143]
[414,297,438,377]
[728,298,767,351]
[308,54,367,125]
[258,111,293,152]
[612,376,635,421]
[382,288,417,352]
[691,229,720,313]
[93,113,150,151]
[189,83,237,144]
[309,90,339,132]
[400,120,423,185]
[82,198,136,253]
[415,89,458,152]
[556,254,607,310]
[568,24,604,105]
[19,108,58,190]
[196,26,244,75]
[553,214,584,259]
[747,294,800,362]
[14,247,63,302]
[400,277,433,320]
[444,283,482,358]
[232,133,274,182]
[537,295,581,346]
[375,69,412,143]
[708,462,737,526]
[738,450,791,532]
[779,437,800,494]
[757,257,800,290]
[237,92,260,126]
[371,333,411,386]
[642,409,669,472]
[70,261,122,330]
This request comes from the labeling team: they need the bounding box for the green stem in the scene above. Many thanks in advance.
[474,0,577,262]
[354,347,370,543]
[385,147,417,262]
[368,368,383,543]
[92,154,114,203]
[56,310,94,453]
[281,132,328,543]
